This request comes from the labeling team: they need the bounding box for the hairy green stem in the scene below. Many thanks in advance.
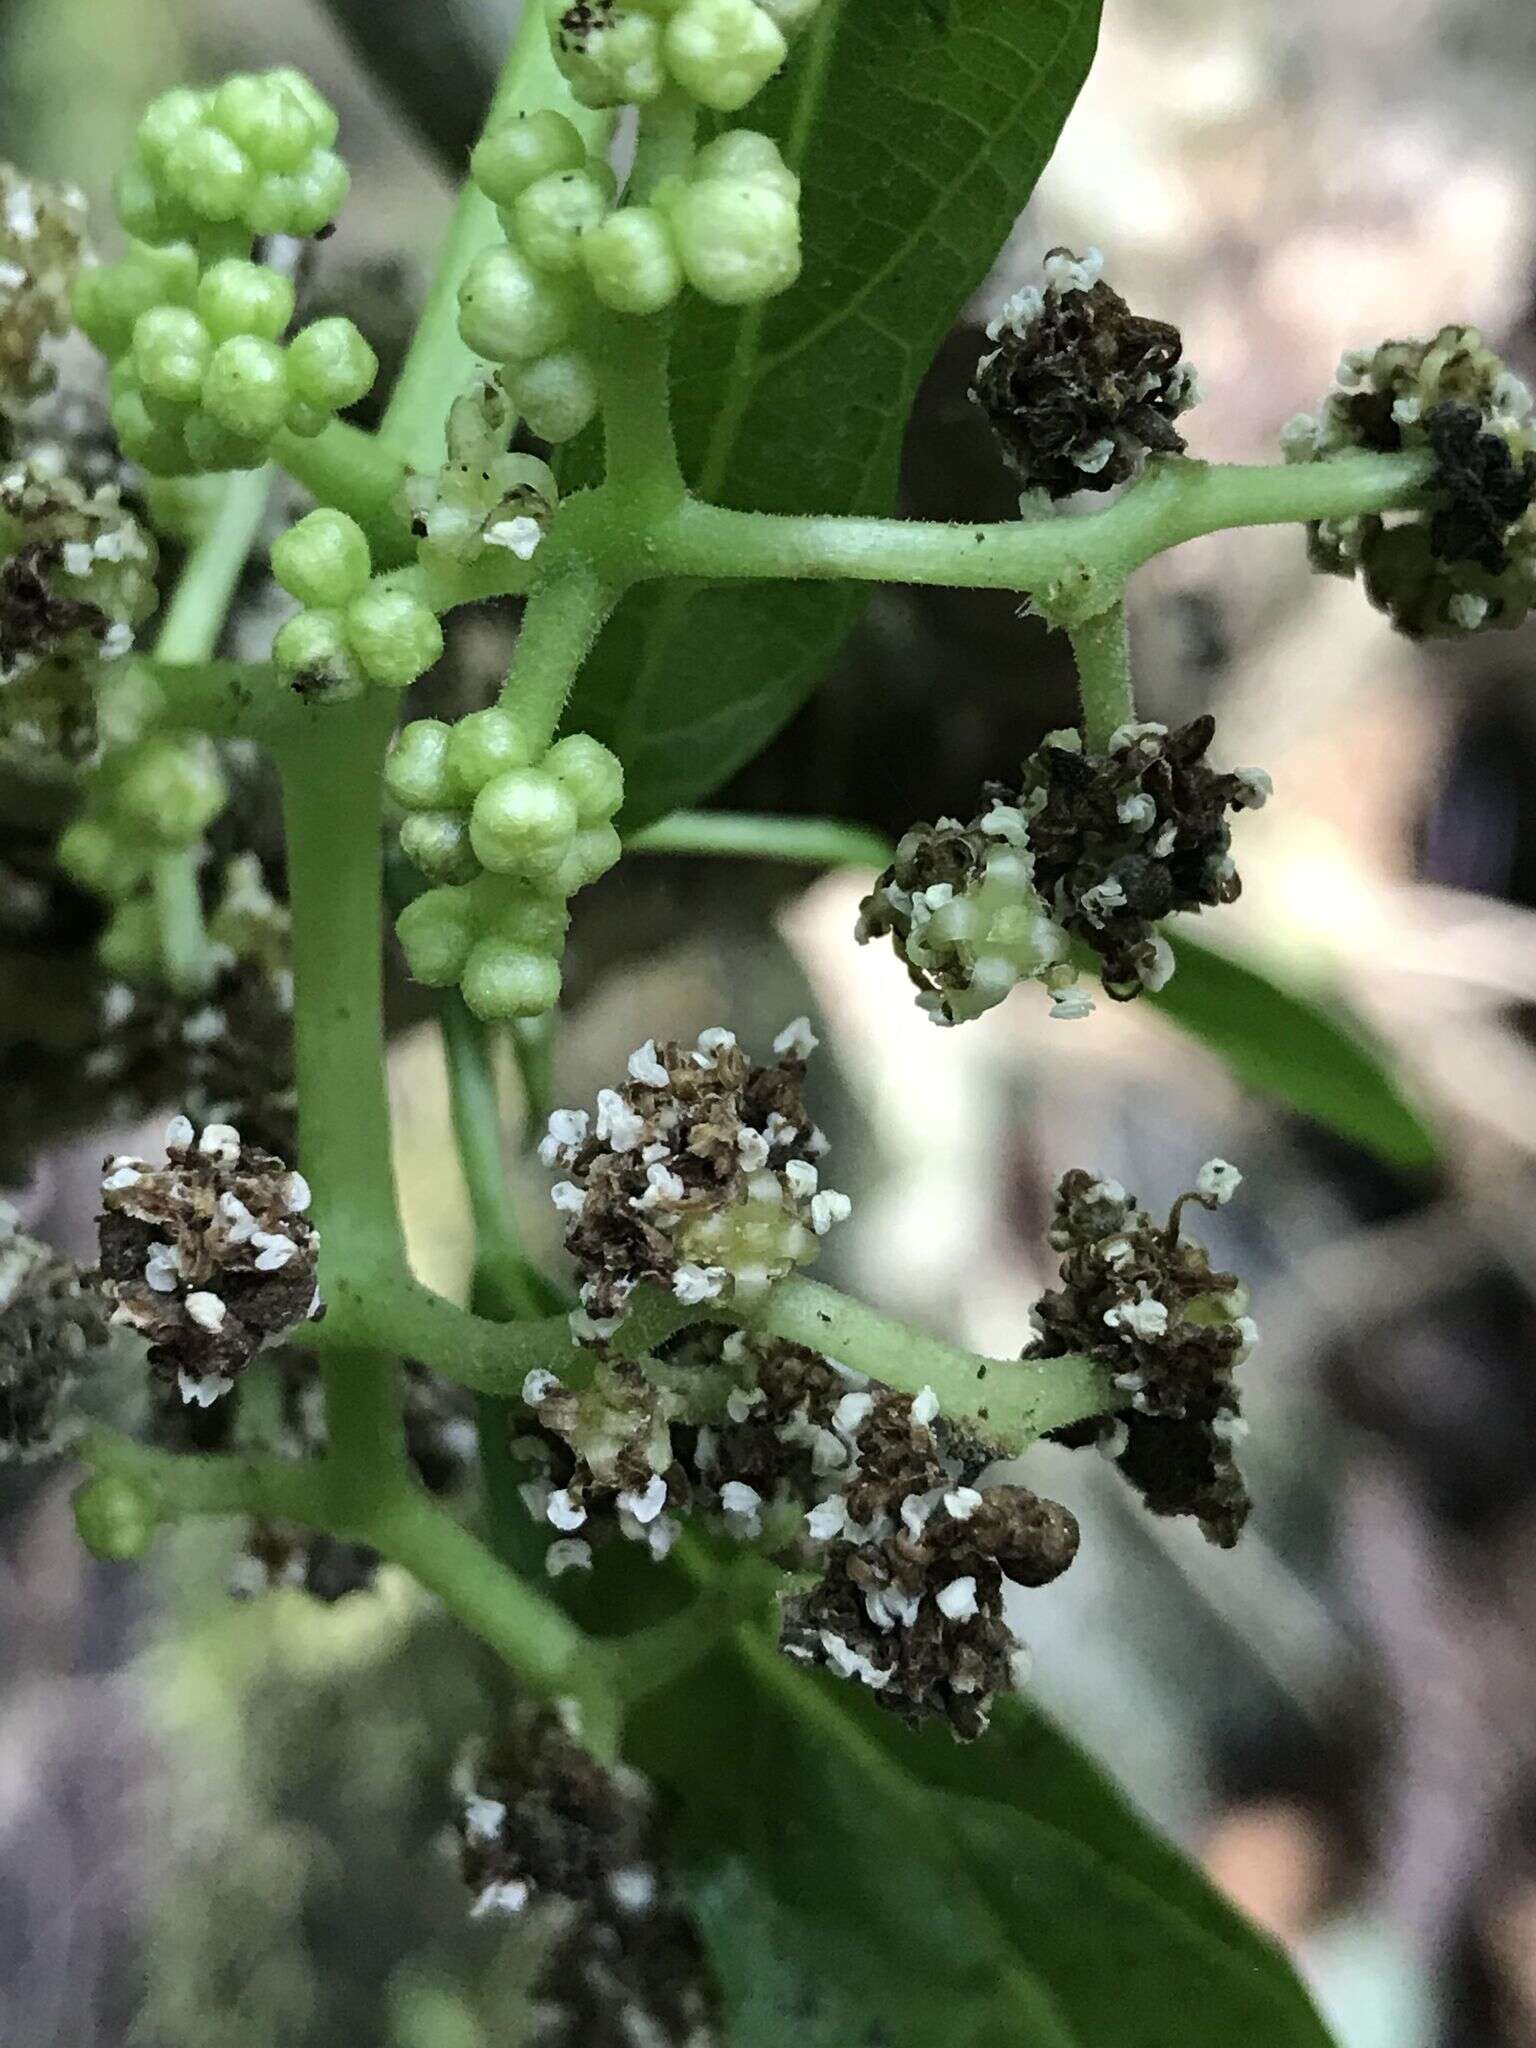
[442,995,546,1319]
[628,810,896,870]
[150,846,217,996]
[1069,597,1134,750]
[152,464,272,665]
[272,423,415,567]
[645,451,1433,598]
[730,1275,1116,1447]
[498,564,619,753]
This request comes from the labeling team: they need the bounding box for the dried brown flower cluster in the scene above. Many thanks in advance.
[453,1711,719,2048]
[517,1354,685,1573]
[1284,326,1536,637]
[973,247,1198,500]
[859,718,1269,1021]
[1032,1165,1258,1547]
[0,164,87,418]
[1,1201,108,1460]
[540,1022,848,1328]
[97,1116,320,1408]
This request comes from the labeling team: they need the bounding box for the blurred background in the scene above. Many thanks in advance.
[4,0,1536,2041]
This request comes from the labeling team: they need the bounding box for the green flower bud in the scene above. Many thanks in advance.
[182,407,268,473]
[72,244,187,357]
[692,127,799,200]
[543,732,625,824]
[111,391,196,476]
[284,399,330,439]
[510,167,615,276]
[57,818,146,900]
[549,822,623,896]
[385,719,457,810]
[162,122,259,224]
[201,333,290,441]
[271,507,372,608]
[344,585,444,688]
[73,1471,159,1562]
[286,315,378,411]
[664,0,787,112]
[114,736,228,845]
[209,71,321,174]
[581,206,683,315]
[471,874,570,953]
[248,151,350,238]
[501,349,600,443]
[458,244,579,364]
[446,705,537,797]
[396,887,477,987]
[272,607,366,702]
[197,257,295,342]
[97,898,161,980]
[548,2,668,108]
[130,305,213,404]
[112,158,192,246]
[135,87,208,174]
[757,0,822,28]
[469,767,579,878]
[266,67,340,150]
[460,937,562,1020]
[399,810,481,884]
[671,177,800,305]
[470,108,588,208]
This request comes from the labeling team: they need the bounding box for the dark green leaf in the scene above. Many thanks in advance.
[566,0,1105,827]
[1150,932,1438,1172]
[625,1628,1335,2046]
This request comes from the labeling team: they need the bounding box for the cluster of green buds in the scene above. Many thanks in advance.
[0,163,88,418]
[403,379,557,568]
[547,0,823,113]
[459,111,801,442]
[0,449,158,762]
[1284,326,1536,637]
[56,735,226,976]
[72,70,376,476]
[390,714,623,1019]
[269,508,443,700]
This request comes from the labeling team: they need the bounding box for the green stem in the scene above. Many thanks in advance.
[378,6,610,475]
[152,464,272,665]
[498,565,619,754]
[151,845,217,996]
[730,1274,1116,1448]
[441,994,546,1318]
[598,317,685,506]
[272,422,415,569]
[1068,597,1134,750]
[644,451,1434,598]
[82,1424,331,1524]
[275,693,406,1496]
[628,810,896,870]
[510,1013,557,1148]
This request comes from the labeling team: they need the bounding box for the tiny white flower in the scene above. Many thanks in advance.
[936,1576,979,1622]
[617,1473,668,1525]
[463,1795,507,1843]
[736,1126,770,1171]
[1212,1412,1251,1445]
[144,1242,180,1294]
[1140,933,1176,992]
[545,1538,592,1577]
[251,1230,297,1272]
[1097,1418,1130,1461]
[900,1491,937,1538]
[538,1108,589,1168]
[594,1087,646,1152]
[218,1192,258,1244]
[725,1385,764,1423]
[1232,766,1273,810]
[1075,435,1118,475]
[979,802,1029,845]
[783,1157,818,1200]
[178,1370,233,1407]
[1448,591,1489,631]
[198,1122,241,1164]
[522,1369,561,1407]
[910,1386,940,1426]
[833,1391,874,1438]
[818,1630,891,1690]
[609,1867,658,1914]
[1104,1297,1168,1339]
[164,1114,195,1150]
[1007,1644,1035,1691]
[805,1495,848,1542]
[185,1291,226,1332]
[672,1263,727,1305]
[568,1306,621,1344]
[550,1180,586,1215]
[772,1016,818,1061]
[626,1039,670,1088]
[810,1189,852,1236]
[471,1879,530,1918]
[283,1172,312,1214]
[644,1513,679,1561]
[546,1489,587,1532]
[694,1026,737,1060]
[101,1165,142,1193]
[1234,1315,1260,1357]
[763,1111,800,1150]
[720,1480,762,1520]
[944,1487,983,1521]
[1196,1158,1242,1206]
[1048,986,1095,1021]
[483,514,544,560]
[1116,791,1157,830]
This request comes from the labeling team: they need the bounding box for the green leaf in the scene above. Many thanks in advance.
[625,1630,1336,2046]
[1150,932,1438,1172]
[565,0,1105,828]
